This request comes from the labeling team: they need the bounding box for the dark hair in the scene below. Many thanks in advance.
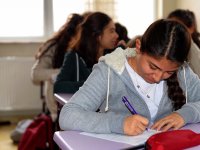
[141,19,191,110]
[36,13,84,68]
[115,22,130,43]
[167,9,200,48]
[74,12,112,67]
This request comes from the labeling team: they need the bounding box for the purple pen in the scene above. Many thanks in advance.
[122,96,138,115]
[122,96,149,131]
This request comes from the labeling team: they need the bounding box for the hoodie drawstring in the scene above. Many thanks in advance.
[183,65,188,103]
[105,67,110,112]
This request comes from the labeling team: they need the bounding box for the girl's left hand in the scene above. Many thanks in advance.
[151,112,185,131]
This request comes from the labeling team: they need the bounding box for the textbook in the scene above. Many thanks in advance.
[81,129,160,146]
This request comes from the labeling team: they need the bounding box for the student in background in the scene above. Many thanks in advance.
[59,19,200,135]
[103,22,129,55]
[115,22,130,43]
[54,12,119,93]
[167,9,200,77]
[31,13,85,121]
[115,22,130,47]
[127,35,142,48]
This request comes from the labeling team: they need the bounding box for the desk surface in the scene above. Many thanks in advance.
[54,131,131,150]
[54,123,200,150]
[54,93,73,105]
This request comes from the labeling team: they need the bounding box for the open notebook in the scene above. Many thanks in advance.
[81,129,160,146]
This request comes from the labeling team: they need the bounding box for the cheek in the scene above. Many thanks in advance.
[137,65,150,80]
[139,61,152,75]
[98,36,106,46]
[103,36,115,47]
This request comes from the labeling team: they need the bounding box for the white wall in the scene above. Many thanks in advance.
[0,0,200,57]
[162,0,177,18]
[0,43,41,57]
[176,0,200,32]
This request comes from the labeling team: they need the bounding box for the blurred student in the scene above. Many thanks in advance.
[54,12,119,93]
[167,9,200,77]
[127,35,142,48]
[31,13,85,121]
[104,22,129,55]
[115,22,130,43]
[59,19,200,135]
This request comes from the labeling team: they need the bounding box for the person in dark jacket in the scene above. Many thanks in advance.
[54,12,119,93]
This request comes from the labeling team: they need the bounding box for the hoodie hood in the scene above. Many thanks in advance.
[99,47,136,74]
[99,47,136,112]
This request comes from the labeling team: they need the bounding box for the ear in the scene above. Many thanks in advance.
[135,38,141,54]
[98,35,102,42]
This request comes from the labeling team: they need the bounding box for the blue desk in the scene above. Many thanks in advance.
[53,123,200,150]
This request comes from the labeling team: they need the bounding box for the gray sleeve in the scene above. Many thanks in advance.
[176,65,200,124]
[59,62,125,134]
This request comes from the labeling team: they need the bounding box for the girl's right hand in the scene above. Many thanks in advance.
[123,115,149,136]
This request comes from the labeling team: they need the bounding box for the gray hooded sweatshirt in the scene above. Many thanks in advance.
[59,47,200,134]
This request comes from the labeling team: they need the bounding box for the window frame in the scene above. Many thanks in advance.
[0,0,160,43]
[0,0,53,43]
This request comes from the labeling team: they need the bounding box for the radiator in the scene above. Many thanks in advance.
[0,57,42,117]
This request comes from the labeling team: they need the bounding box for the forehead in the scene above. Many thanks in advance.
[143,53,180,71]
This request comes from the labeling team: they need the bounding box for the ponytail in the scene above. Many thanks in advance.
[166,72,186,110]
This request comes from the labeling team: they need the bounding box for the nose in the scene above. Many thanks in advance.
[153,71,163,83]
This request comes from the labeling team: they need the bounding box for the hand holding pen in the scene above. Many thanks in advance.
[122,96,149,136]
[122,96,138,115]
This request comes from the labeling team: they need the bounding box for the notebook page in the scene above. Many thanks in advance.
[81,129,160,146]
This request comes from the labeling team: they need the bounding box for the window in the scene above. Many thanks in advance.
[0,0,44,42]
[52,0,156,39]
[0,0,156,42]
[53,0,87,32]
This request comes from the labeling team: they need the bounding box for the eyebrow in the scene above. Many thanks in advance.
[149,62,178,73]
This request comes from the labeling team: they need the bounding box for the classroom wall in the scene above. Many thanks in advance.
[162,0,200,32]
[0,43,41,57]
[176,0,200,32]
[162,0,177,18]
[0,0,199,57]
